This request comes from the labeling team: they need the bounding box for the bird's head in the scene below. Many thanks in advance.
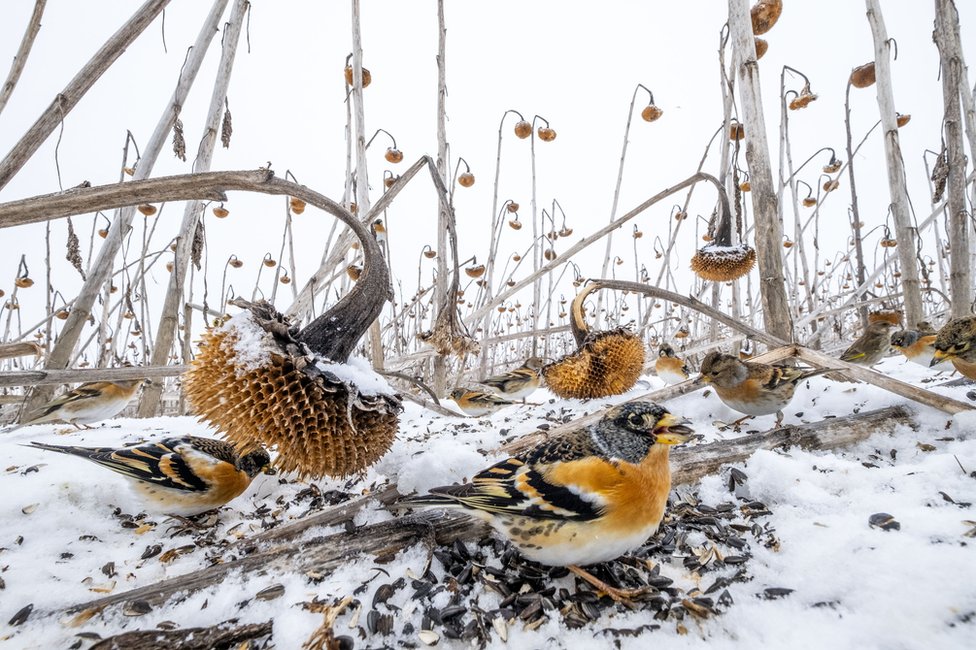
[605,401,694,445]
[523,356,546,371]
[697,351,747,387]
[889,329,917,350]
[931,316,976,365]
[658,344,675,358]
[449,388,467,401]
[238,448,274,477]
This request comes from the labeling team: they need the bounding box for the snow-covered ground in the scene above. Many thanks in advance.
[1,355,974,649]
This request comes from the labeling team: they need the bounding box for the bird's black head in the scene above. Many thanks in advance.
[889,329,917,348]
[237,448,274,477]
[659,344,675,358]
[605,401,694,444]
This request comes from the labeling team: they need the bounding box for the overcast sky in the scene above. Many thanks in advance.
[0,1,973,358]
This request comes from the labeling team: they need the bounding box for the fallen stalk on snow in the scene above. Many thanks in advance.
[89,619,273,650]
[56,404,914,623]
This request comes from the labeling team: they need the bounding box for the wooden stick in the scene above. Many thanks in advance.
[728,0,791,342]
[54,404,913,620]
[0,341,42,360]
[90,620,273,650]
[0,0,171,191]
[14,0,230,414]
[934,0,974,317]
[138,0,248,418]
[671,404,914,484]
[865,0,924,327]
[0,365,186,388]
[0,0,47,116]
[794,346,974,415]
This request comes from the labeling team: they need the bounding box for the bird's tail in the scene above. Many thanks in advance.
[24,441,94,457]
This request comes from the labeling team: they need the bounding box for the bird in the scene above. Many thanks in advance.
[449,387,519,417]
[396,401,693,602]
[890,322,949,369]
[478,357,544,401]
[839,320,898,366]
[654,344,690,385]
[4,379,144,433]
[26,436,273,516]
[697,351,831,425]
[931,315,976,380]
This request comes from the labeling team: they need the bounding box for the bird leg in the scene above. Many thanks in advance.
[730,415,754,430]
[568,565,648,604]
[164,512,214,534]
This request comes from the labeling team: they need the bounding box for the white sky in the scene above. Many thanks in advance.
[0,1,973,359]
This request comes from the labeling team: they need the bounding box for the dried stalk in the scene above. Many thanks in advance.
[728,0,791,342]
[464,172,730,329]
[0,364,186,388]
[844,81,870,328]
[934,0,974,316]
[0,0,47,116]
[0,0,171,191]
[139,0,248,418]
[432,0,451,393]
[0,342,42,360]
[865,0,924,327]
[19,0,230,415]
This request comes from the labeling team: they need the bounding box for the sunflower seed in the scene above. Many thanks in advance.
[8,604,32,626]
[256,584,285,601]
[418,629,439,645]
[122,600,152,616]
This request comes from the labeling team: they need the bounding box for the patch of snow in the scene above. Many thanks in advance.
[226,311,275,373]
[316,355,396,396]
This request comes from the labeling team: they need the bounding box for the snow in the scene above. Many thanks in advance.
[227,311,276,373]
[1,355,974,648]
[316,355,397,397]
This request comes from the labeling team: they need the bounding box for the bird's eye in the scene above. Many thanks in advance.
[627,412,642,426]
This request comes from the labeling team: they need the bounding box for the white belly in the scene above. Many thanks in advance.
[657,368,687,385]
[62,395,132,424]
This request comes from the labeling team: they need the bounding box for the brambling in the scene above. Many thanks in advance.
[27,436,272,516]
[839,320,897,366]
[398,401,692,602]
[5,379,143,433]
[697,351,831,424]
[478,357,544,401]
[931,315,976,380]
[449,387,519,417]
[655,344,690,385]
[890,326,948,369]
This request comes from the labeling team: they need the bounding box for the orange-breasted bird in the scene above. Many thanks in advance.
[449,388,519,417]
[397,401,692,602]
[931,315,976,380]
[4,380,143,433]
[839,320,897,366]
[478,357,544,401]
[890,323,948,369]
[655,344,690,385]
[697,351,831,424]
[27,436,273,516]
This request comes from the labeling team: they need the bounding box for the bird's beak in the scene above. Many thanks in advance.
[653,413,694,445]
[692,374,707,386]
[930,349,950,365]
